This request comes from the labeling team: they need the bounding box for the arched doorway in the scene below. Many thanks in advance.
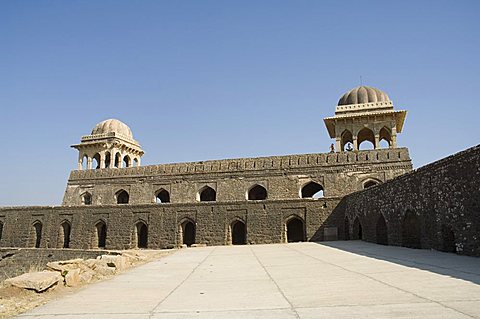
[116,190,129,204]
[353,217,362,240]
[232,221,246,245]
[96,221,107,248]
[247,185,267,200]
[60,221,71,248]
[301,181,324,198]
[441,224,456,253]
[33,222,42,248]
[376,214,388,245]
[402,210,421,249]
[286,217,304,243]
[199,186,216,202]
[344,217,350,240]
[136,222,148,248]
[182,221,195,246]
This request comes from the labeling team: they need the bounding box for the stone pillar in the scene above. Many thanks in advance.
[136,157,141,167]
[87,157,92,170]
[391,125,398,148]
[374,134,380,149]
[100,152,106,169]
[119,153,124,169]
[77,154,83,170]
[110,151,116,168]
[353,136,358,151]
[335,138,341,153]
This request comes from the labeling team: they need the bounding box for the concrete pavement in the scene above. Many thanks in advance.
[17,242,480,318]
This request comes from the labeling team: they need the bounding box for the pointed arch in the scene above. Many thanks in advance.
[94,220,107,248]
[247,184,267,200]
[104,151,111,169]
[353,217,363,240]
[114,152,121,168]
[92,153,101,169]
[301,181,324,198]
[123,155,131,168]
[402,210,421,249]
[363,178,381,189]
[376,214,388,245]
[341,129,353,151]
[32,221,42,248]
[357,127,375,150]
[231,219,247,245]
[81,192,92,205]
[59,220,72,248]
[81,155,88,170]
[198,186,216,202]
[379,126,392,148]
[116,189,129,204]
[135,221,148,248]
[179,218,196,246]
[155,188,170,203]
[285,216,305,243]
[133,158,139,167]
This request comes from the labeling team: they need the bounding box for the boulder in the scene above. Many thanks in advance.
[65,269,81,287]
[79,270,95,284]
[95,265,116,277]
[98,255,127,271]
[5,271,62,292]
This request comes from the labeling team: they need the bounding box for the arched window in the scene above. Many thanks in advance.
[232,220,246,245]
[198,186,216,202]
[363,180,379,189]
[181,220,196,246]
[60,221,71,248]
[402,210,421,249]
[33,221,42,248]
[341,130,353,151]
[93,153,101,169]
[155,189,170,203]
[114,153,121,168]
[134,158,139,167]
[116,189,129,204]
[82,192,92,205]
[104,151,111,169]
[379,127,392,149]
[376,214,388,245]
[135,221,148,248]
[301,181,324,198]
[441,224,456,253]
[0,221,4,243]
[344,217,350,240]
[95,221,107,248]
[81,155,88,170]
[357,127,375,150]
[353,217,362,240]
[123,155,131,168]
[286,217,305,243]
[247,184,267,200]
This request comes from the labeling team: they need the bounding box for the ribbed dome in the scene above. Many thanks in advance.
[338,86,390,106]
[91,119,133,139]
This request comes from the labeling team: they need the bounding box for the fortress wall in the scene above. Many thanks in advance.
[334,145,480,256]
[0,198,342,250]
[62,148,413,205]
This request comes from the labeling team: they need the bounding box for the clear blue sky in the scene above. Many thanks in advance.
[1,1,479,206]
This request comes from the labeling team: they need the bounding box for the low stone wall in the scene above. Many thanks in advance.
[334,145,480,256]
[0,248,118,282]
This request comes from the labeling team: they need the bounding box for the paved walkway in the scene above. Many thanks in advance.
[18,242,480,318]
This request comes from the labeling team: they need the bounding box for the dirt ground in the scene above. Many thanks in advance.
[0,249,175,319]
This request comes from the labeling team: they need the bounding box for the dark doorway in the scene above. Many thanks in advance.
[137,222,148,248]
[301,181,324,198]
[33,222,42,248]
[116,190,129,204]
[344,217,350,240]
[248,185,267,200]
[287,218,304,242]
[61,221,71,248]
[364,181,378,189]
[96,222,107,248]
[0,222,3,242]
[232,221,246,245]
[402,210,421,249]
[353,217,362,240]
[199,186,216,202]
[183,221,195,246]
[441,224,456,253]
[376,214,388,245]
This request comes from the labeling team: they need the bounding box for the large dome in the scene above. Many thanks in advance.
[91,119,133,139]
[338,86,390,106]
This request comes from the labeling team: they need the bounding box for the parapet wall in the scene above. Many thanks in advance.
[335,144,480,256]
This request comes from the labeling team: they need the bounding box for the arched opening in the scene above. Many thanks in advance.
[286,217,304,243]
[248,185,267,200]
[344,217,350,240]
[0,221,3,243]
[363,180,379,189]
[341,130,353,151]
[33,222,42,248]
[357,128,375,150]
[182,221,196,246]
[441,224,456,253]
[353,217,362,240]
[92,153,101,169]
[376,214,388,245]
[104,151,111,169]
[82,192,92,205]
[60,221,71,248]
[123,155,131,168]
[95,221,107,248]
[379,127,392,149]
[134,158,139,167]
[402,210,421,249]
[81,155,88,170]
[232,220,246,245]
[116,189,129,204]
[301,181,324,198]
[199,186,216,202]
[114,153,121,168]
[136,222,148,248]
[155,189,170,203]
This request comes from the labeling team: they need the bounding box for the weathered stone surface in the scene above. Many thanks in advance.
[98,255,127,271]
[64,268,81,287]
[5,271,62,292]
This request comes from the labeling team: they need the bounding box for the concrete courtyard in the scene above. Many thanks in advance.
[17,241,480,319]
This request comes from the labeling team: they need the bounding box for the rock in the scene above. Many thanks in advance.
[98,255,127,271]
[95,265,116,276]
[191,243,207,247]
[65,269,81,287]
[79,270,95,284]
[5,271,62,292]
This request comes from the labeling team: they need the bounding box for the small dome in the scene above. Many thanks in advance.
[91,119,133,139]
[338,86,390,106]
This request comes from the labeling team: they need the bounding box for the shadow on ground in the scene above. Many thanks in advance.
[316,240,480,285]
